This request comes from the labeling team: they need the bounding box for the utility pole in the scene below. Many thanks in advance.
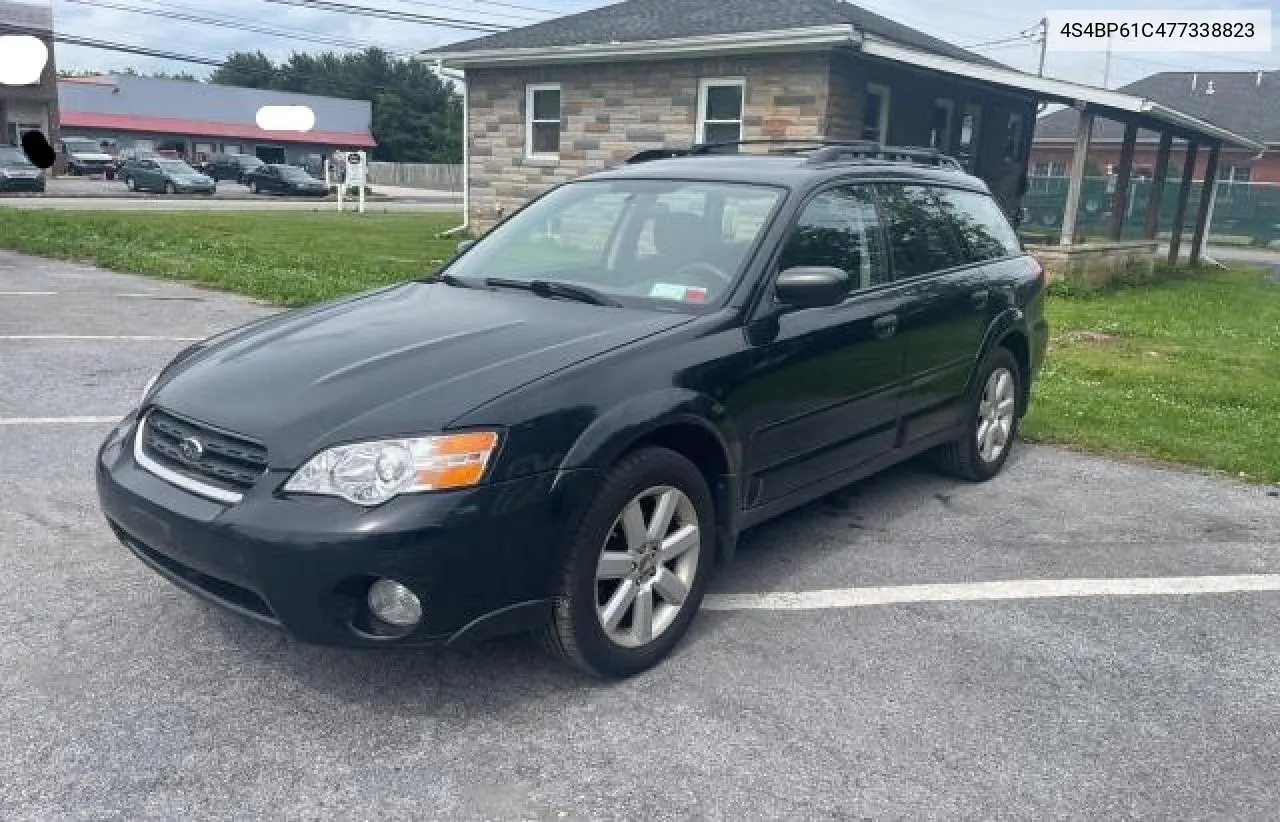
[1103,36,1113,89]
[1036,17,1048,77]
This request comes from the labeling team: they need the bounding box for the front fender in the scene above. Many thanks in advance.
[552,388,743,564]
[558,387,739,473]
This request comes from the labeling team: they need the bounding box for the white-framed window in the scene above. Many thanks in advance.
[7,122,41,143]
[696,77,745,146]
[862,83,891,143]
[1032,160,1067,176]
[1219,164,1252,184]
[525,83,561,158]
[930,99,953,151]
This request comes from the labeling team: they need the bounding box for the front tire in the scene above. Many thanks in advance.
[541,447,714,678]
[933,347,1022,482]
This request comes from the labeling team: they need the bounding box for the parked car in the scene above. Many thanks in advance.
[120,157,216,194]
[244,164,331,196]
[58,136,116,178]
[0,145,46,192]
[96,140,1048,678]
[202,152,265,183]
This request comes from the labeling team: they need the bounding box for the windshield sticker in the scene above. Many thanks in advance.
[649,283,708,303]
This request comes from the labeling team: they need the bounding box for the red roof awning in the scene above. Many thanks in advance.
[58,111,377,148]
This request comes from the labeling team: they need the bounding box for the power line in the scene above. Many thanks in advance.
[62,0,412,53]
[2,21,464,98]
[399,0,564,15]
[259,0,512,32]
[382,0,546,23]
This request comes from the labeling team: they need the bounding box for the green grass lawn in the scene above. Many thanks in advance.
[1023,267,1280,484]
[0,210,463,306]
[0,210,1275,483]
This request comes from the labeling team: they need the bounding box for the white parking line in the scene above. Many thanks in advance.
[0,334,202,341]
[702,574,1280,611]
[0,291,58,296]
[0,416,121,425]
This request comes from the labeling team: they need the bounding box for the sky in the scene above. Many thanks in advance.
[35,0,1280,90]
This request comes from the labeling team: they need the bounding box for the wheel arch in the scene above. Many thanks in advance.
[554,389,742,565]
[971,310,1033,416]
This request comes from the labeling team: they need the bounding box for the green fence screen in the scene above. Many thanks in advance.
[1019,176,1280,246]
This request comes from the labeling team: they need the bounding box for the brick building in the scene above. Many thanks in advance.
[1031,72,1275,184]
[427,0,1044,234]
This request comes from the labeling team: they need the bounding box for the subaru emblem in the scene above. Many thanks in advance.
[179,436,204,462]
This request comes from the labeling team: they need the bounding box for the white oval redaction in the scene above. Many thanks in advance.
[255,105,316,132]
[0,36,49,86]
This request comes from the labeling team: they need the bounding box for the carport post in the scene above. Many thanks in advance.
[1167,139,1199,265]
[1189,141,1221,265]
[1107,123,1139,241]
[1143,131,1173,239]
[1059,107,1095,246]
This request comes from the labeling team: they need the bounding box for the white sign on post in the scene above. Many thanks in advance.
[344,150,367,213]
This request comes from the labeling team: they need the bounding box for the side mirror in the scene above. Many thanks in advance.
[456,239,475,254]
[775,266,850,309]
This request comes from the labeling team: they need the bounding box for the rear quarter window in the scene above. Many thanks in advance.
[874,184,968,279]
[933,187,1023,262]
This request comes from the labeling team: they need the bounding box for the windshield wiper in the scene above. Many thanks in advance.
[482,277,621,307]
[438,272,478,288]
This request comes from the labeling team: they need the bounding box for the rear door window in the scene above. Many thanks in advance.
[932,187,1023,262]
[874,184,968,280]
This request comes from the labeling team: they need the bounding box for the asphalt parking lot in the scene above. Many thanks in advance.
[3,249,1280,819]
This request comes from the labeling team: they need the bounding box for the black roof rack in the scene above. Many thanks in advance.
[624,139,964,171]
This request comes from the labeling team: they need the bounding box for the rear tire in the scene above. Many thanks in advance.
[541,447,714,678]
[933,346,1022,482]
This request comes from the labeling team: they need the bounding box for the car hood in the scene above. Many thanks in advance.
[153,281,692,467]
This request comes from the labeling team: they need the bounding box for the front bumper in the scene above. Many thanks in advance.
[96,414,598,648]
[173,182,216,194]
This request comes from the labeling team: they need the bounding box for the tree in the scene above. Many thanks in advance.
[209,47,461,163]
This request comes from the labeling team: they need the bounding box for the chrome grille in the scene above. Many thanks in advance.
[139,409,267,496]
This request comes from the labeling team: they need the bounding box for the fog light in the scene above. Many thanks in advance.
[367,578,422,627]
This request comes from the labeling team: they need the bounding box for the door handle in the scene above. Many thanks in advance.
[971,289,990,310]
[872,313,898,339]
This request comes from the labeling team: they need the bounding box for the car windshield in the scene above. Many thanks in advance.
[444,179,785,311]
[64,140,100,152]
[158,159,197,173]
[280,167,314,180]
[0,147,32,165]
[238,157,263,167]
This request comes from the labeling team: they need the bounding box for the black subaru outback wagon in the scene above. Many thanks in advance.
[97,141,1048,678]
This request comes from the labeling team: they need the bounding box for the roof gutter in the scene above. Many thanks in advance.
[422,24,859,68]
[860,35,1265,152]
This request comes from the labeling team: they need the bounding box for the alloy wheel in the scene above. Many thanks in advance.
[594,486,700,648]
[976,367,1017,463]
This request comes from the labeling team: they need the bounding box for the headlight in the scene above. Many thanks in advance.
[283,431,500,506]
